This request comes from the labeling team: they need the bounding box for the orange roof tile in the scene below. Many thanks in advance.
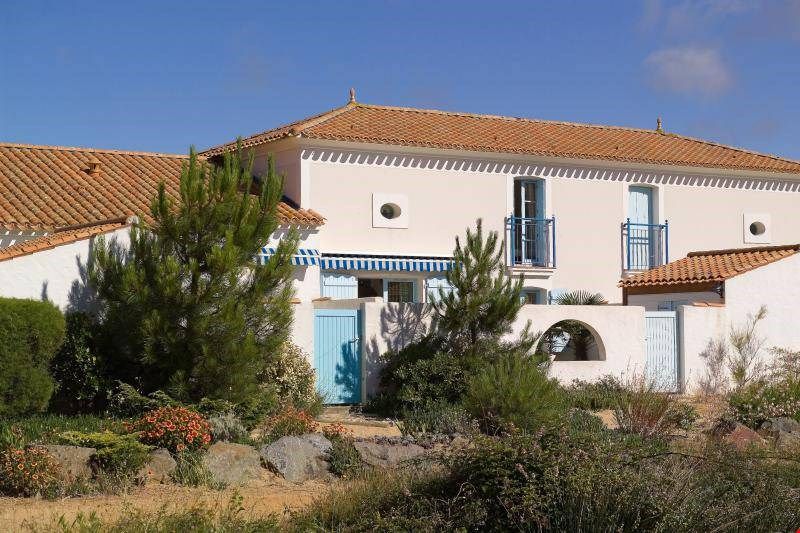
[203,102,800,175]
[0,219,130,262]
[620,244,800,288]
[0,143,324,230]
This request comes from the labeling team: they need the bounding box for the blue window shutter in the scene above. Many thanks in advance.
[321,273,357,299]
[534,179,545,218]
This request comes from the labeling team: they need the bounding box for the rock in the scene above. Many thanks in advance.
[203,442,262,486]
[758,417,800,438]
[41,445,95,481]
[353,440,425,468]
[775,430,800,451]
[708,419,765,451]
[302,433,333,454]
[260,436,330,482]
[137,448,176,483]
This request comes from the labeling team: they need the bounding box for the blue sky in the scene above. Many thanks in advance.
[2,0,799,159]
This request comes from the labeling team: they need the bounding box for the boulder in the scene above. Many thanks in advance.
[353,440,425,468]
[260,435,330,482]
[137,448,176,483]
[758,417,800,438]
[203,442,262,486]
[775,430,800,451]
[41,445,95,481]
[303,433,333,454]
[708,419,765,451]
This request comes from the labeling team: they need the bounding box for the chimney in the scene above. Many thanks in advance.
[86,157,101,175]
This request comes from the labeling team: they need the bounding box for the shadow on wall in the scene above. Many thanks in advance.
[364,303,431,398]
[65,236,105,313]
[332,342,361,405]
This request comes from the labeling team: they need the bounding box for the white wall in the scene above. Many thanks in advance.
[0,227,130,311]
[679,304,728,391]
[271,142,800,305]
[628,290,722,311]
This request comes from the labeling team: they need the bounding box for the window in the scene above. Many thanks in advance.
[743,213,771,244]
[372,193,409,228]
[380,203,401,219]
[385,280,415,303]
[358,278,382,298]
[520,289,544,305]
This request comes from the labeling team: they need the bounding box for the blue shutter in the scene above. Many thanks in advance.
[628,186,653,225]
[426,276,454,302]
[321,273,358,299]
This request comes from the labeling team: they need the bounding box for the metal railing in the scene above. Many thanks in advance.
[506,216,556,268]
[622,219,668,271]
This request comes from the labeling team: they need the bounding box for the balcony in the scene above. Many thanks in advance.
[622,219,669,271]
[506,216,556,269]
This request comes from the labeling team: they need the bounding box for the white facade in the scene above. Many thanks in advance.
[248,138,800,305]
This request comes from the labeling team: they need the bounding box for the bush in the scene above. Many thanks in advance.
[58,431,150,478]
[729,379,800,428]
[613,380,688,438]
[196,397,238,418]
[235,385,280,429]
[400,401,479,437]
[106,381,180,418]
[0,414,122,449]
[170,451,224,490]
[565,375,627,410]
[0,297,66,416]
[262,342,317,410]
[463,352,565,435]
[0,446,60,496]
[322,424,362,478]
[261,406,318,443]
[127,406,211,453]
[208,412,248,443]
[49,312,104,414]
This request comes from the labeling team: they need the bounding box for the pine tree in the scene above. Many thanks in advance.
[90,146,297,403]
[431,219,536,357]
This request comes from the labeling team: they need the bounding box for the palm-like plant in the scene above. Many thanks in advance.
[546,290,607,360]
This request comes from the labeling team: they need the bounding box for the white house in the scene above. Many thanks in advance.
[3,93,800,401]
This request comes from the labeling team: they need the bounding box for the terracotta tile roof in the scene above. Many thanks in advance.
[0,218,130,262]
[203,101,800,174]
[0,143,324,230]
[620,244,800,288]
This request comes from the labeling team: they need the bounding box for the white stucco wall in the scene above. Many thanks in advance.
[255,141,800,305]
[0,227,131,311]
[627,290,722,311]
[679,304,729,392]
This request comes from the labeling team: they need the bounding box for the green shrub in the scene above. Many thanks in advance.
[613,380,692,439]
[261,406,318,443]
[322,425,362,478]
[58,431,150,478]
[171,451,225,489]
[106,381,180,418]
[400,401,479,436]
[236,385,280,429]
[127,406,212,453]
[208,412,248,443]
[463,352,565,434]
[196,397,238,418]
[0,414,122,448]
[565,375,627,410]
[262,341,317,410]
[0,446,61,497]
[0,297,66,416]
[49,312,104,414]
[729,379,800,428]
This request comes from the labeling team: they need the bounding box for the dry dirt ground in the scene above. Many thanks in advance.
[2,419,400,532]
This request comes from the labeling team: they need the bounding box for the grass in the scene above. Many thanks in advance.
[25,493,279,533]
[0,414,124,448]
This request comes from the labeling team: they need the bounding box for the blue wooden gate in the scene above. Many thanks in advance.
[314,309,362,404]
[644,311,679,392]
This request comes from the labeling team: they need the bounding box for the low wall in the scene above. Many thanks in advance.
[305,300,649,399]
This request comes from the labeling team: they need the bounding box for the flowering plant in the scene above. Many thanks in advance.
[322,422,353,441]
[263,406,318,442]
[0,446,60,496]
[126,406,211,453]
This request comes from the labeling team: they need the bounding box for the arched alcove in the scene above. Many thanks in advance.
[537,319,606,361]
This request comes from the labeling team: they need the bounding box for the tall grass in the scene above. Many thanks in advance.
[0,414,123,449]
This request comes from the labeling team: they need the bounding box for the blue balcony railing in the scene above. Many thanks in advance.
[506,216,556,268]
[622,219,669,271]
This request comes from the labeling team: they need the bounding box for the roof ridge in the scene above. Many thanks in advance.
[686,243,800,257]
[349,103,800,168]
[201,103,354,155]
[0,142,189,159]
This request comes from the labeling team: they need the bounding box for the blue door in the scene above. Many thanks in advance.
[314,309,362,404]
[628,186,655,269]
[645,311,679,392]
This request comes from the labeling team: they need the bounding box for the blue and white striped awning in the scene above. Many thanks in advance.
[259,247,320,266]
[319,254,453,272]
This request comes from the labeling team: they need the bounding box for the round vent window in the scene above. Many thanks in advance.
[749,221,766,236]
[380,203,401,220]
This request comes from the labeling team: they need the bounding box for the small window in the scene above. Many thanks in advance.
[749,221,766,236]
[743,213,771,244]
[520,289,543,305]
[380,203,401,220]
[386,280,415,303]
